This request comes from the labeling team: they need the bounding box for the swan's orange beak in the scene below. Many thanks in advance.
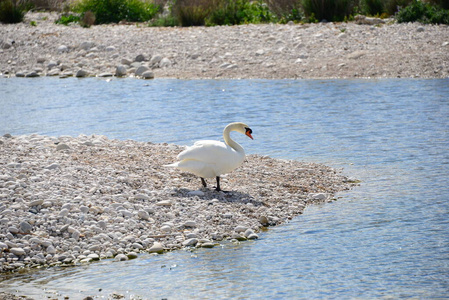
[245,128,253,140]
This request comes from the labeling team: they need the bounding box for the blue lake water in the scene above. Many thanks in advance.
[0,78,448,299]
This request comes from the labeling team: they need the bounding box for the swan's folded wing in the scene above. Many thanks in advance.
[177,140,236,164]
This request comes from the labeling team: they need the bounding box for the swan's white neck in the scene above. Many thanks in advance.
[223,124,244,154]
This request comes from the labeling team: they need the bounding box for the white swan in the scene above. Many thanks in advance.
[165,122,253,192]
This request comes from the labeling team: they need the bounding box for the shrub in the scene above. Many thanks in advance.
[0,0,28,23]
[427,0,448,10]
[73,0,160,24]
[360,0,384,15]
[383,0,412,15]
[267,0,303,23]
[301,0,356,22]
[396,0,449,24]
[172,0,211,26]
[206,0,275,25]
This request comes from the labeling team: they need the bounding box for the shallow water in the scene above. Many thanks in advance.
[0,78,448,299]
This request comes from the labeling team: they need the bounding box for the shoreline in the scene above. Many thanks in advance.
[0,133,358,275]
[1,12,448,80]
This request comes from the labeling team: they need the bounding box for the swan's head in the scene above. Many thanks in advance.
[228,122,253,140]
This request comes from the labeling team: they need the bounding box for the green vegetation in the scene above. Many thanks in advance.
[72,0,160,24]
[1,0,448,26]
[54,13,80,25]
[396,0,449,24]
[0,0,28,23]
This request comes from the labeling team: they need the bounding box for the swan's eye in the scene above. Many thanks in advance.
[245,127,252,134]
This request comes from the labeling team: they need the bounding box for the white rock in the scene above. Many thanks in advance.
[149,242,164,254]
[59,208,69,217]
[235,225,248,233]
[182,238,198,247]
[156,200,172,206]
[28,199,44,206]
[137,210,150,220]
[159,57,172,68]
[150,55,162,65]
[184,221,197,228]
[46,245,56,254]
[57,45,69,53]
[114,253,128,261]
[10,248,26,256]
[87,253,100,260]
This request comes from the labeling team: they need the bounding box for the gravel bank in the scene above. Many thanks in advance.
[0,133,358,273]
[1,12,448,79]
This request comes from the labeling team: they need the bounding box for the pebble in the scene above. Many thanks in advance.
[9,248,26,256]
[56,143,70,151]
[2,12,448,79]
[148,242,164,254]
[0,134,357,272]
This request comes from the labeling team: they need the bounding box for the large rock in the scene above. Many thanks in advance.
[115,65,127,77]
[135,66,149,77]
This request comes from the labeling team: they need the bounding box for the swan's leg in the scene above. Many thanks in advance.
[215,176,222,192]
[201,178,207,188]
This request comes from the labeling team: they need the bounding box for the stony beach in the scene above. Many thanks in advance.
[0,12,448,79]
[0,133,357,274]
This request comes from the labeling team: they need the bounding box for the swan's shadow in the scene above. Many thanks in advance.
[173,188,264,207]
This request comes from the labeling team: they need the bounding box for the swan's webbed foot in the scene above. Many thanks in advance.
[214,176,229,193]
[201,178,207,188]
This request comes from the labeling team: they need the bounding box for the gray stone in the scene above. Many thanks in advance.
[187,190,204,197]
[79,41,94,50]
[135,66,149,76]
[137,210,150,220]
[259,216,269,226]
[135,54,145,62]
[56,143,70,151]
[121,58,132,65]
[115,65,127,77]
[45,163,60,170]
[19,221,32,233]
[76,69,89,77]
[26,71,39,78]
[142,71,154,79]
[47,61,58,69]
[149,55,162,66]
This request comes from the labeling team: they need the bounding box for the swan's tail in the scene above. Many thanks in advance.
[163,162,179,168]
